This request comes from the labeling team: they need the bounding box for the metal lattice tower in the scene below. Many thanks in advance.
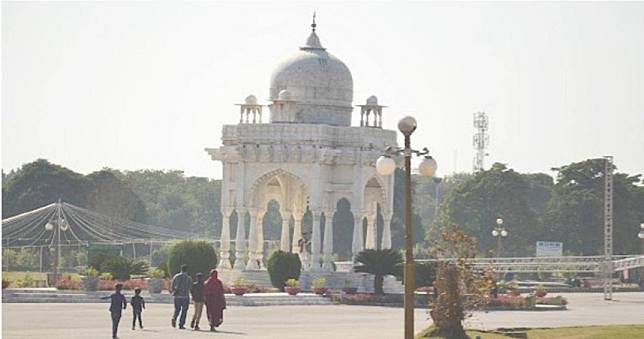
[603,155,614,300]
[472,112,489,172]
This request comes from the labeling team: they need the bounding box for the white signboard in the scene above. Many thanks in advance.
[536,241,563,257]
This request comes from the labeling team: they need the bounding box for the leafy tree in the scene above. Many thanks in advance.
[2,159,92,218]
[115,170,222,237]
[432,163,545,256]
[267,250,302,291]
[166,240,218,279]
[354,249,403,295]
[86,170,147,222]
[545,159,644,255]
[102,256,149,280]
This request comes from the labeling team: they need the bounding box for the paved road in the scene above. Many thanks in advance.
[3,292,644,339]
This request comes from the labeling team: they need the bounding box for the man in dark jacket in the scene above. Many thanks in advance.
[130,288,145,330]
[101,283,127,339]
[171,264,193,329]
[190,272,205,330]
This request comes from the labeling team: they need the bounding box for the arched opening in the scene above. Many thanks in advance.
[332,198,354,260]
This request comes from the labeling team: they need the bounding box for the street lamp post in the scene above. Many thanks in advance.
[491,217,508,258]
[376,116,437,339]
[45,201,68,283]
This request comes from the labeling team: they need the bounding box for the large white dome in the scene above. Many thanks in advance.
[268,27,354,126]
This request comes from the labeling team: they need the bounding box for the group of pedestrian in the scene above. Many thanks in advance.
[102,284,146,339]
[102,264,226,339]
[171,264,226,332]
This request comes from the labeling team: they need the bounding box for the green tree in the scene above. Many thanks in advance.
[545,159,644,255]
[354,249,403,295]
[86,170,147,222]
[166,240,218,279]
[267,250,302,291]
[2,159,92,218]
[432,163,546,256]
[116,170,222,237]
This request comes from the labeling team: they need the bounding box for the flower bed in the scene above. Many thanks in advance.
[98,278,148,291]
[55,278,83,290]
[484,294,568,310]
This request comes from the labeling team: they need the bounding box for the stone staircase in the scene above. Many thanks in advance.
[217,269,404,294]
[2,288,332,306]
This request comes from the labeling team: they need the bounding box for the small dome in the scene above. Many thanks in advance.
[245,94,258,105]
[278,89,293,101]
[366,95,378,105]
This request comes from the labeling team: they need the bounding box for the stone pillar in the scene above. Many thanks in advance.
[280,211,291,252]
[322,210,334,271]
[381,213,393,249]
[219,207,234,269]
[352,214,364,262]
[291,212,303,253]
[233,208,247,270]
[365,213,377,249]
[310,210,322,271]
[256,210,266,269]
[245,208,260,270]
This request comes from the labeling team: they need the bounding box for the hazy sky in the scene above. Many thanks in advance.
[3,2,644,179]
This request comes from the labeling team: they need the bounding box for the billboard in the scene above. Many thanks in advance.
[536,241,563,257]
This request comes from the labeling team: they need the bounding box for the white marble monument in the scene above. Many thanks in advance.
[206,18,398,287]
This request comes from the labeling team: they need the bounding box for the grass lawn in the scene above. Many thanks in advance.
[418,325,644,338]
[2,271,81,284]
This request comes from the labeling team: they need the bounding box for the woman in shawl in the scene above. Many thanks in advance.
[203,269,226,332]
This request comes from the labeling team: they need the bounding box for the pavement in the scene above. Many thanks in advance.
[3,292,644,339]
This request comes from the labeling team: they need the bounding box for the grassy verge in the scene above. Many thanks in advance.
[417,325,644,338]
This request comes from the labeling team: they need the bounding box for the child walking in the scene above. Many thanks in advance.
[131,288,145,330]
[190,272,205,330]
[101,283,127,339]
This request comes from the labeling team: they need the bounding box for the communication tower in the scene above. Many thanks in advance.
[472,112,489,172]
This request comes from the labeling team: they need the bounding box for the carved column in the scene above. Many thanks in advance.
[280,211,292,252]
[352,214,364,262]
[291,212,303,253]
[255,210,266,269]
[219,207,234,269]
[310,210,322,271]
[365,213,377,249]
[245,208,260,270]
[381,213,393,249]
[233,208,247,270]
[322,210,334,271]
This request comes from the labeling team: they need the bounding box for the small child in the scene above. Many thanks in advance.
[130,287,146,330]
[101,283,127,339]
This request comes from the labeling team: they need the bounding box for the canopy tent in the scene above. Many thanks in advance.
[2,201,192,248]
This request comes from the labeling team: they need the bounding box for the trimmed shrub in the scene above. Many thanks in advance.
[166,240,218,279]
[267,250,301,291]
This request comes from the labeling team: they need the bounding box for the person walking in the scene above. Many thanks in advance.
[171,264,193,329]
[130,288,145,330]
[190,272,205,330]
[101,283,127,339]
[203,269,226,332]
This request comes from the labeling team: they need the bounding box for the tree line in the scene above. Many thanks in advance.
[2,159,221,238]
[3,157,643,257]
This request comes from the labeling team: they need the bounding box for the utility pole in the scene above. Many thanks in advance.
[603,156,614,300]
[473,112,489,172]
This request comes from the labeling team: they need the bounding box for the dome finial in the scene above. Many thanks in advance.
[311,11,317,32]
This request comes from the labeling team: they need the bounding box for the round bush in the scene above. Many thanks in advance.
[166,240,218,279]
[267,250,301,291]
